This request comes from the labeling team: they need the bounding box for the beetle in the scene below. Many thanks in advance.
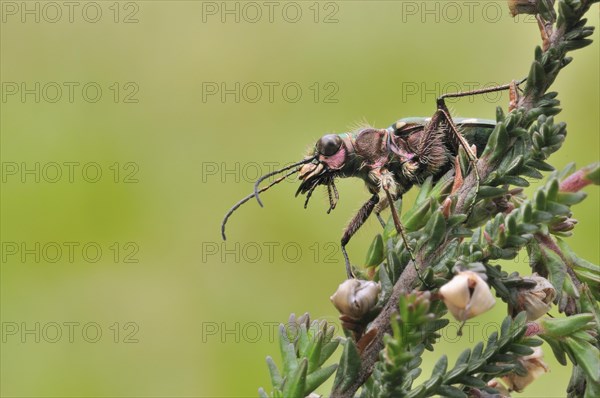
[221,80,523,280]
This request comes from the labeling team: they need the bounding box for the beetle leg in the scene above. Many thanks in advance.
[508,79,520,112]
[382,188,413,260]
[432,80,527,216]
[326,178,340,214]
[374,196,389,228]
[431,102,481,218]
[303,178,320,209]
[381,187,411,258]
[327,182,335,214]
[378,170,429,287]
[371,169,394,227]
[332,179,339,203]
[536,14,553,51]
[436,101,479,164]
[432,79,528,216]
[437,78,526,102]
[341,193,379,279]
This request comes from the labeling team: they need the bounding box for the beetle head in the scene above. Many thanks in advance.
[221,134,350,241]
[297,134,348,197]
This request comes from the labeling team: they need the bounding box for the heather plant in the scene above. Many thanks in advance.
[258,1,599,397]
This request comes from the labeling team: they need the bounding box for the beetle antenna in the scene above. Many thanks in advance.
[221,169,297,240]
[254,156,316,207]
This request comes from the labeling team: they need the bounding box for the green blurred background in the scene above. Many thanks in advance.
[1,1,598,397]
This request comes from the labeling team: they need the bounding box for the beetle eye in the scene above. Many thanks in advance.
[316,134,342,156]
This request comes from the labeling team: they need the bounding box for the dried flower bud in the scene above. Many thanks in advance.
[439,271,495,322]
[502,347,549,392]
[549,217,578,234]
[510,273,556,321]
[525,322,543,336]
[507,0,539,17]
[330,279,380,320]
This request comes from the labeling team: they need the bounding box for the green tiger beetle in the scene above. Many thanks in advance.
[221,80,524,283]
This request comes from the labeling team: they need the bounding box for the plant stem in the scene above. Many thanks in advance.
[332,1,595,396]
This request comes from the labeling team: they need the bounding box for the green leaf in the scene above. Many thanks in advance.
[306,332,324,373]
[415,175,434,204]
[470,342,484,362]
[404,198,432,231]
[556,191,587,205]
[541,314,595,337]
[541,335,568,365]
[365,234,384,267]
[432,355,448,377]
[508,343,534,356]
[528,159,555,171]
[444,363,468,383]
[320,339,340,365]
[479,364,505,374]
[500,315,512,338]
[488,124,509,160]
[379,262,394,302]
[477,186,507,198]
[500,175,530,187]
[333,339,361,392]
[511,312,528,339]
[282,358,308,398]
[458,375,487,388]
[436,385,467,398]
[266,356,283,389]
[527,60,546,95]
[305,364,338,393]
[455,349,471,367]
[279,325,298,376]
[565,337,600,386]
[483,332,499,360]
[425,212,447,253]
[582,162,600,184]
[496,106,505,122]
[297,325,310,358]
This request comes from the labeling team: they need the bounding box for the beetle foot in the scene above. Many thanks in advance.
[509,79,521,112]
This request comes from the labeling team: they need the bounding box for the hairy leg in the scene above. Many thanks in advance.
[374,196,389,228]
[341,193,379,278]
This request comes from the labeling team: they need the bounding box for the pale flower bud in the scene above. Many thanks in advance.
[510,273,556,321]
[439,271,496,322]
[502,346,549,392]
[330,279,380,320]
[486,379,511,397]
